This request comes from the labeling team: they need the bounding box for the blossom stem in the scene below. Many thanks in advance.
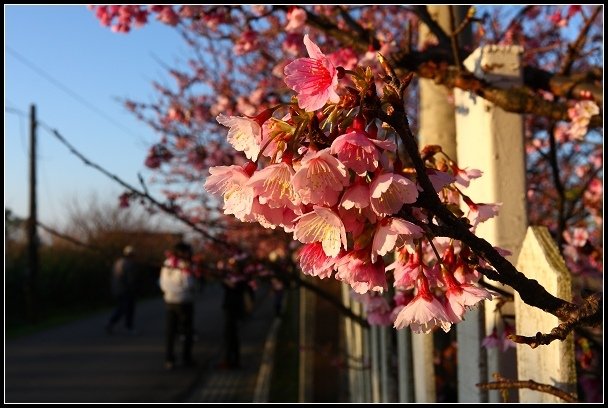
[427,237,444,267]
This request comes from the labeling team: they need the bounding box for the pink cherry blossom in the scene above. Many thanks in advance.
[340,180,370,210]
[328,47,359,71]
[427,168,456,192]
[445,282,493,321]
[393,283,452,333]
[335,250,387,294]
[285,7,307,32]
[250,200,300,231]
[338,205,376,237]
[216,114,263,161]
[233,29,258,55]
[563,227,589,247]
[453,166,483,188]
[156,6,180,26]
[466,202,502,228]
[204,165,251,196]
[260,115,292,160]
[371,217,424,262]
[204,164,256,221]
[330,130,396,175]
[297,242,340,279]
[284,35,340,112]
[293,206,347,257]
[360,294,393,326]
[247,162,301,209]
[567,100,600,141]
[292,148,350,207]
[386,248,421,289]
[369,173,418,217]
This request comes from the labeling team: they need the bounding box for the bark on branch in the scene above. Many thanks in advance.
[294,5,602,120]
[477,376,579,403]
[371,71,602,347]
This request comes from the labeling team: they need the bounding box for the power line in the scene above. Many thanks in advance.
[7,106,238,249]
[33,117,230,247]
[6,46,144,141]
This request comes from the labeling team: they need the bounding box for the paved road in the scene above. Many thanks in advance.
[5,282,276,403]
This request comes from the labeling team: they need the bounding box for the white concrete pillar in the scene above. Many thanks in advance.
[340,283,356,402]
[379,326,390,402]
[370,325,381,402]
[418,5,472,160]
[455,44,528,402]
[412,333,436,402]
[397,329,414,402]
[515,227,577,402]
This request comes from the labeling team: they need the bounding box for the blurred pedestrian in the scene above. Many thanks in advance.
[271,277,285,317]
[159,241,198,370]
[105,245,138,335]
[218,257,250,369]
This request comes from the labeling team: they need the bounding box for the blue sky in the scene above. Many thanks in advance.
[5,5,187,227]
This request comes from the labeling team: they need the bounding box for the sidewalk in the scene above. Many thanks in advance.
[5,282,276,403]
[187,285,277,403]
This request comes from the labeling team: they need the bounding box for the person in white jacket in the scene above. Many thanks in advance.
[159,241,198,370]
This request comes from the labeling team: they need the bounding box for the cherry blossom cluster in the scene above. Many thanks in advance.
[204,35,500,333]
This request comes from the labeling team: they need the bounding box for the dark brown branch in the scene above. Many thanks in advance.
[371,73,602,346]
[477,377,578,403]
[273,5,380,53]
[408,5,452,48]
[452,6,478,37]
[337,6,371,44]
[478,280,514,300]
[289,5,603,111]
[546,123,567,247]
[495,5,535,43]
[523,67,602,105]
[448,6,462,72]
[508,292,602,348]
[559,6,603,75]
[415,64,603,126]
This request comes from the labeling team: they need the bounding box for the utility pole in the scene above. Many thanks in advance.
[26,104,39,322]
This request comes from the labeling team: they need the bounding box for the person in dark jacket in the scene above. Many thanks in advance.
[218,257,251,369]
[105,245,138,335]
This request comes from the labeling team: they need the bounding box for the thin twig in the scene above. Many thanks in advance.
[448,5,462,72]
[37,121,229,247]
[559,5,603,75]
[507,292,602,348]
[477,375,578,403]
[371,63,602,346]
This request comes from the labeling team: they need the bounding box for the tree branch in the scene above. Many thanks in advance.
[559,5,603,75]
[414,63,602,126]
[477,376,578,403]
[408,5,451,48]
[370,75,602,346]
[508,292,602,348]
[290,5,603,114]
[38,122,230,248]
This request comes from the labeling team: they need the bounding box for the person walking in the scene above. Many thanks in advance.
[105,245,138,335]
[218,257,251,369]
[159,242,198,370]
